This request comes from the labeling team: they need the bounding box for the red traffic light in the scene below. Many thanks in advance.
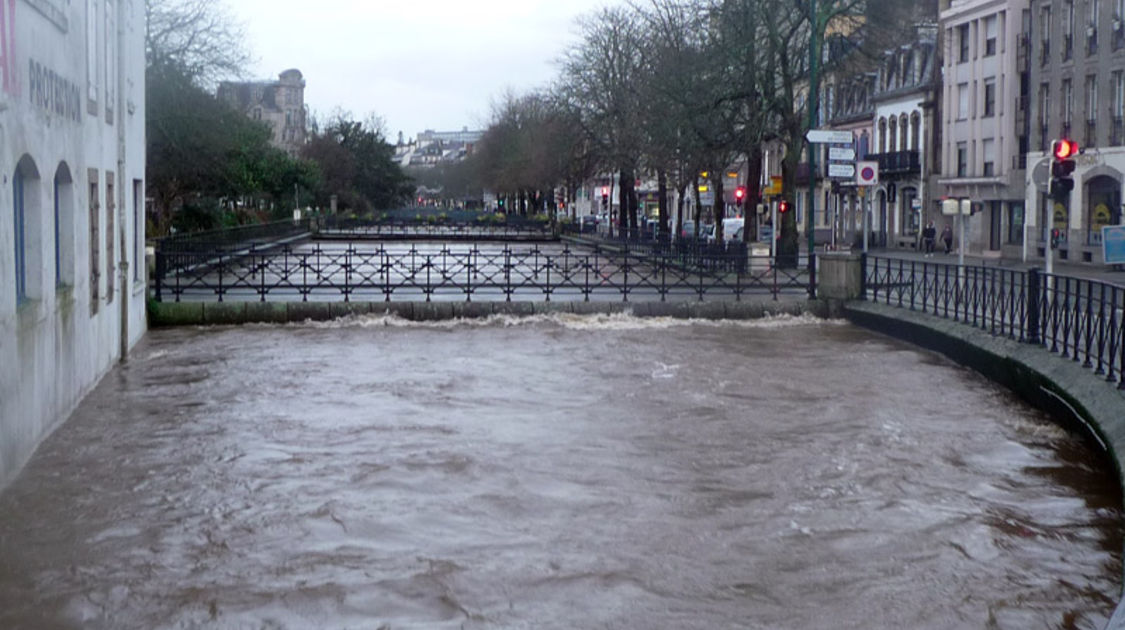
[734,186,746,201]
[1053,139,1079,160]
[778,200,790,213]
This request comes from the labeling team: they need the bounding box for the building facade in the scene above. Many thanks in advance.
[870,31,941,249]
[1025,0,1125,263]
[217,69,307,157]
[938,0,1029,256]
[1,0,147,488]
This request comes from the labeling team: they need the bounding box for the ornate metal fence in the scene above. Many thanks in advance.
[318,219,557,242]
[154,244,813,304]
[865,255,1125,389]
[158,219,312,257]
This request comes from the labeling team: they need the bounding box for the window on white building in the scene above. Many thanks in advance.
[105,174,115,304]
[86,0,98,107]
[958,82,970,119]
[13,168,27,304]
[982,138,996,176]
[1086,75,1099,123]
[105,0,116,122]
[1064,0,1075,59]
[984,16,998,56]
[88,170,100,314]
[54,166,75,288]
[983,78,997,117]
[958,24,970,62]
[957,142,968,177]
[1063,78,1074,131]
[133,180,143,283]
[1114,71,1125,119]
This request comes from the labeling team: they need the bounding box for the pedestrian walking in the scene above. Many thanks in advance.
[941,224,953,254]
[922,222,936,257]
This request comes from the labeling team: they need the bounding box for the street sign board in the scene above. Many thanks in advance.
[828,163,855,178]
[829,147,856,161]
[807,129,854,144]
[700,191,715,206]
[764,175,783,196]
[855,161,879,186]
[1104,225,1125,264]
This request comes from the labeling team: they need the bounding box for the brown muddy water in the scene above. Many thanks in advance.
[0,314,1121,630]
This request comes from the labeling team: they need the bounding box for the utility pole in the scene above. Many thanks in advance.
[806,0,819,271]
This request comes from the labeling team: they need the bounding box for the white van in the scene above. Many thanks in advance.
[709,217,744,243]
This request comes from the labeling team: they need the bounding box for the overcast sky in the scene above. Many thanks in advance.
[228,0,620,141]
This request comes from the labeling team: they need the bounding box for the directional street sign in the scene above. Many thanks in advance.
[807,129,855,144]
[828,147,856,161]
[827,163,855,179]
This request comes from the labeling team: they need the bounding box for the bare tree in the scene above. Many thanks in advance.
[145,0,251,86]
[561,7,649,237]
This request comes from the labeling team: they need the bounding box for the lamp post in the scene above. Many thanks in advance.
[806,0,819,273]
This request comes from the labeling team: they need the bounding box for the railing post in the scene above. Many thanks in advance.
[1026,267,1041,345]
[154,250,165,303]
[859,253,867,301]
[808,252,817,299]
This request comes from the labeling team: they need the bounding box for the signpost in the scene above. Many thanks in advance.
[806,129,854,144]
[829,147,856,162]
[827,163,855,179]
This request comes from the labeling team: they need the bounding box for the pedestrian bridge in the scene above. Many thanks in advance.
[152,219,814,305]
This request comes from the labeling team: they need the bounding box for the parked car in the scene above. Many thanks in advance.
[581,215,598,233]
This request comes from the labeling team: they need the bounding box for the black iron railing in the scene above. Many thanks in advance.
[864,255,1125,389]
[154,244,814,304]
[870,150,921,175]
[158,219,312,257]
[576,234,753,274]
[319,218,557,241]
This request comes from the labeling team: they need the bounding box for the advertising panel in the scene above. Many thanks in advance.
[1103,225,1125,265]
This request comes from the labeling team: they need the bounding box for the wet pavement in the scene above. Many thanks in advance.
[0,314,1121,629]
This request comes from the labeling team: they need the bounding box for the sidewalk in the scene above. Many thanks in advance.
[854,246,1125,286]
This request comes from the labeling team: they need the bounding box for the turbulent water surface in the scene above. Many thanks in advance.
[0,314,1121,630]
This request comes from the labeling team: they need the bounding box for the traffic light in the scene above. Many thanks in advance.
[734,186,746,207]
[498,198,505,210]
[1049,139,1078,201]
[778,199,790,214]
[1050,227,1062,249]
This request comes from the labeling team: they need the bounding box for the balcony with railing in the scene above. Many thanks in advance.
[1112,116,1124,145]
[1086,119,1098,147]
[869,150,921,176]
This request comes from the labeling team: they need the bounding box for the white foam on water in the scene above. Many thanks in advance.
[289,310,846,332]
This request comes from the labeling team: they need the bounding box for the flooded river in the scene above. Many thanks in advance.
[0,314,1120,629]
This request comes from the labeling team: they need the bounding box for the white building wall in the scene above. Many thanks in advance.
[0,0,146,489]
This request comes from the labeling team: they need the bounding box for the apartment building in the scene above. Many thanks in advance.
[1025,0,1125,263]
[870,30,942,249]
[938,0,1029,256]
